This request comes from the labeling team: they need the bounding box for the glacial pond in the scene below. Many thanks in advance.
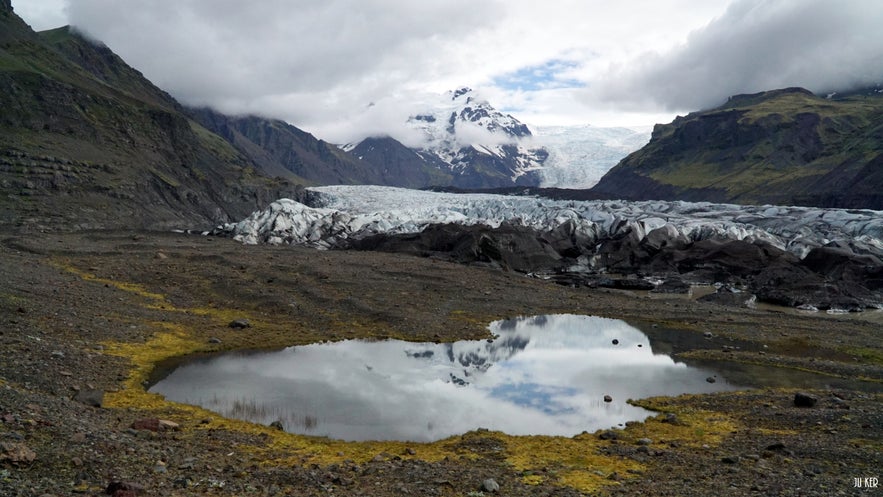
[149,315,758,441]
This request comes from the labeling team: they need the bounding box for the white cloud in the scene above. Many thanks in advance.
[10,0,66,30]
[590,0,883,112]
[11,0,883,141]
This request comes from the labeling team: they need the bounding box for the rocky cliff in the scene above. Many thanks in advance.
[186,108,400,187]
[591,87,883,209]
[345,136,454,188]
[0,9,305,230]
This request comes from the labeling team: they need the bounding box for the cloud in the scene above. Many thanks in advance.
[64,1,499,116]
[14,0,881,137]
[52,0,733,136]
[10,0,67,30]
[591,0,883,112]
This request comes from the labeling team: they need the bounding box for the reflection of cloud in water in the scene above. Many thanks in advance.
[151,314,737,442]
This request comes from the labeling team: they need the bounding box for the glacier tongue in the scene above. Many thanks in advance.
[222,185,883,259]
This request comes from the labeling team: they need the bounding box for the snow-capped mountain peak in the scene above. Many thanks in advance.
[401,87,547,183]
[406,87,531,151]
[342,88,548,188]
[341,88,651,190]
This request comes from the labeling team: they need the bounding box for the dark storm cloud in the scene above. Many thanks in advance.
[593,0,883,111]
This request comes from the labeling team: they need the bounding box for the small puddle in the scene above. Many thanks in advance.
[150,315,743,442]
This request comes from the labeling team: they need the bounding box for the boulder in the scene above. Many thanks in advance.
[74,389,104,408]
[0,442,36,465]
[651,277,692,294]
[481,478,500,493]
[228,318,251,329]
[348,222,563,273]
[698,286,756,307]
[794,392,818,408]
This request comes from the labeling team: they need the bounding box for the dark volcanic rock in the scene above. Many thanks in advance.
[347,219,882,310]
[698,286,756,307]
[801,246,883,290]
[794,392,818,408]
[596,277,655,291]
[347,222,564,273]
[228,318,251,329]
[651,277,692,294]
[671,239,795,283]
[753,260,881,311]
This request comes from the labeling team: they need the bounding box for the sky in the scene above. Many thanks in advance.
[12,0,883,145]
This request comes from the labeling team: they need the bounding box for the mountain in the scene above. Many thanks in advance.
[0,5,312,230]
[345,136,455,188]
[591,87,883,209]
[346,88,549,188]
[187,107,391,186]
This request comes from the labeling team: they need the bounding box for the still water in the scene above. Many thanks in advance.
[150,315,740,442]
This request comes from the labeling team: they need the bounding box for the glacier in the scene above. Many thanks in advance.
[535,124,651,189]
[221,185,883,259]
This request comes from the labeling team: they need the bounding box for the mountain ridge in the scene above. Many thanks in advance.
[591,87,883,209]
[0,4,323,230]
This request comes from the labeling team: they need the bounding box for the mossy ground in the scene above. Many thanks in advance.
[3,232,880,496]
[67,263,712,493]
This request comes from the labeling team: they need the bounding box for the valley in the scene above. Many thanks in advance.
[1,2,881,495]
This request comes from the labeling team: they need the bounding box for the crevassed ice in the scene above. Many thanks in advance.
[221,185,883,258]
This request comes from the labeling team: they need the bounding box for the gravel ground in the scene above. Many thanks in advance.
[1,230,880,496]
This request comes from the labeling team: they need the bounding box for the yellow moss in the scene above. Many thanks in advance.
[521,474,545,485]
[848,438,883,452]
[0,292,27,305]
[501,433,643,492]
[101,323,205,409]
[55,260,745,495]
[628,396,740,450]
[54,261,168,302]
[752,428,799,437]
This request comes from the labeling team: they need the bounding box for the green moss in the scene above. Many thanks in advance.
[147,167,181,187]
[844,346,883,366]
[189,120,241,162]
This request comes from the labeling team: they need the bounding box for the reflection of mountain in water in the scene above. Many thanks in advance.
[150,314,740,441]
[405,317,537,381]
